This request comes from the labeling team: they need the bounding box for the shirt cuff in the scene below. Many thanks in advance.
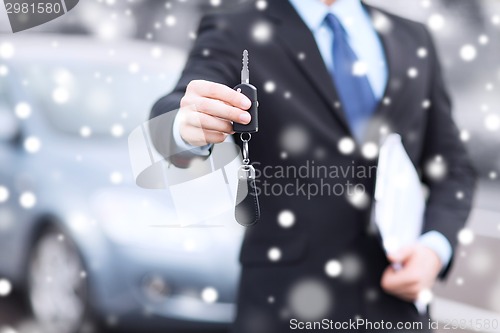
[172,111,212,157]
[418,231,453,271]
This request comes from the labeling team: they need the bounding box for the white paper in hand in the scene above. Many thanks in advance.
[374,134,425,254]
[374,134,427,314]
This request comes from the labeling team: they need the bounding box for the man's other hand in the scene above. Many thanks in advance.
[178,80,252,146]
[381,244,442,302]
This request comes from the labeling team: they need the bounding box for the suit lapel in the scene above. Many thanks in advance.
[266,0,353,136]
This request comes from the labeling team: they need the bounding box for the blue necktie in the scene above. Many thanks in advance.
[325,13,378,140]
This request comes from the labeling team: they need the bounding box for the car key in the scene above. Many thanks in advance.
[233,50,260,227]
[233,50,258,133]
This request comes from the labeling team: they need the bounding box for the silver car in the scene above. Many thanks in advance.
[0,35,243,333]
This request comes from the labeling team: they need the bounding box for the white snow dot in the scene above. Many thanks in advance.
[485,83,494,91]
[202,49,210,57]
[165,15,176,27]
[485,114,500,131]
[325,260,342,278]
[52,87,70,104]
[379,126,389,135]
[288,279,332,320]
[151,47,162,58]
[417,289,433,305]
[407,67,418,78]
[492,15,500,25]
[422,99,431,109]
[456,191,464,200]
[478,35,489,45]
[427,14,445,31]
[338,137,355,155]
[352,61,368,76]
[268,247,281,262]
[210,0,221,7]
[347,187,370,209]
[280,126,309,154]
[80,126,92,138]
[382,97,391,105]
[460,130,470,142]
[460,44,477,62]
[0,65,8,76]
[110,172,123,185]
[489,171,497,180]
[201,287,218,303]
[421,0,431,8]
[456,277,464,286]
[128,62,140,74]
[111,124,124,137]
[284,91,292,99]
[298,52,306,61]
[19,192,36,209]
[0,43,15,59]
[252,22,273,43]
[0,186,9,203]
[280,151,288,159]
[425,155,447,181]
[372,12,392,33]
[0,279,12,296]
[24,136,41,153]
[458,228,474,245]
[278,210,295,228]
[264,81,276,93]
[80,271,87,279]
[15,102,31,119]
[268,295,275,303]
[256,0,267,11]
[417,47,428,58]
[53,69,73,86]
[361,142,378,159]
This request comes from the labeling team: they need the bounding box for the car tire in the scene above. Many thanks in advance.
[27,225,97,333]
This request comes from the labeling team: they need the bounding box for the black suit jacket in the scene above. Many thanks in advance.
[150,1,476,331]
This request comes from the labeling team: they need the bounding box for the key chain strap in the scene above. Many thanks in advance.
[241,133,251,165]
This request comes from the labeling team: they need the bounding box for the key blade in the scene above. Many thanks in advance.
[241,49,250,84]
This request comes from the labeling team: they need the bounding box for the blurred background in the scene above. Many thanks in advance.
[0,0,499,332]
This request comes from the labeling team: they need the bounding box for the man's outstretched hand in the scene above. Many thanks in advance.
[381,244,442,302]
[178,80,252,147]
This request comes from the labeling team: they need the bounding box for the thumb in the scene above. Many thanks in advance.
[388,246,415,264]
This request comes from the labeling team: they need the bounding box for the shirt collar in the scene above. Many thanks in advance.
[289,0,367,36]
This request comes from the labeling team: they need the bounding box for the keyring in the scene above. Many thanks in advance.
[240,132,251,142]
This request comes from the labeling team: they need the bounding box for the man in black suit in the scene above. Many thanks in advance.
[150,0,476,331]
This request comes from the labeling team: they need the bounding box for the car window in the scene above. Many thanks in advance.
[18,62,172,138]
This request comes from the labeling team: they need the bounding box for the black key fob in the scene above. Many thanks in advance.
[233,83,258,133]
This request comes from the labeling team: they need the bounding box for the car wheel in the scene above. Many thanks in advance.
[28,226,92,333]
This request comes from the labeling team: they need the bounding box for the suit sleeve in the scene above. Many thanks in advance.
[149,13,240,167]
[419,27,477,277]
